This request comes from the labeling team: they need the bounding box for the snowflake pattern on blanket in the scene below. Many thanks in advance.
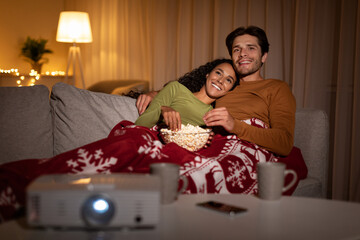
[66,148,118,174]
[0,119,278,222]
[179,118,278,194]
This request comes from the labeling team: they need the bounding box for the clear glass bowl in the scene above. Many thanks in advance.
[160,129,211,152]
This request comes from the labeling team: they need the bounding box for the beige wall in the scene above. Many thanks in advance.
[0,0,67,74]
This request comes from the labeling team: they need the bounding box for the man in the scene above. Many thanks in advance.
[136,26,296,156]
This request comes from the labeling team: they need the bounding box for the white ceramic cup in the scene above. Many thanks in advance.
[257,162,297,200]
[150,163,188,204]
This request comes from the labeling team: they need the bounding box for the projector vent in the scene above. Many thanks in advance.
[56,200,67,217]
[29,195,40,223]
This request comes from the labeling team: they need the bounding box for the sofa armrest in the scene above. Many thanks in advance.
[111,81,149,96]
[294,108,329,198]
[87,80,149,95]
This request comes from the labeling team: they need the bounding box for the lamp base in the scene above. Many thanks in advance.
[65,44,86,89]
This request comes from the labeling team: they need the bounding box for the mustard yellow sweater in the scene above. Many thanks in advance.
[215,79,296,156]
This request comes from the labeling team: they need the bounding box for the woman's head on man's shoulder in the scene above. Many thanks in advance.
[178,58,239,94]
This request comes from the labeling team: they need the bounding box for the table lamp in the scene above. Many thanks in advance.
[56,11,92,88]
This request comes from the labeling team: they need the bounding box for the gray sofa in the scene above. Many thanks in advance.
[0,82,329,198]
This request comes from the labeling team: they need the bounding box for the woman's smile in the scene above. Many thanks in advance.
[211,82,222,91]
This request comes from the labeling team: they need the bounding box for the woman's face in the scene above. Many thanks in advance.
[205,62,236,99]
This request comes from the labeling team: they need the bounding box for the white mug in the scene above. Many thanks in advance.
[257,162,297,200]
[150,163,188,204]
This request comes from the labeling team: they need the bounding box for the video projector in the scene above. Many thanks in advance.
[26,173,160,229]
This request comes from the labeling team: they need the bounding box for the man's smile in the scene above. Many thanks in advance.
[238,59,252,65]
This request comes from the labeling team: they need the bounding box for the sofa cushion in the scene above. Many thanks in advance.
[294,108,329,197]
[0,85,53,164]
[293,177,322,198]
[50,82,139,156]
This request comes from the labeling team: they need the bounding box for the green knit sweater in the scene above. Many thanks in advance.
[135,81,213,128]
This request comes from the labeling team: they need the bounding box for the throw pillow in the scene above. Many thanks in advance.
[0,85,53,164]
[50,82,139,156]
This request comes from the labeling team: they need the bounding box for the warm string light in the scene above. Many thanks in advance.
[45,71,65,76]
[0,68,65,87]
[0,68,19,76]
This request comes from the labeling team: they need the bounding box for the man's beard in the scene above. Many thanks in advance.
[236,60,263,77]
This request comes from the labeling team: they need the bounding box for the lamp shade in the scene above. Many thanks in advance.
[56,11,93,43]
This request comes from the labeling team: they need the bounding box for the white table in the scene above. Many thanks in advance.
[1,194,360,240]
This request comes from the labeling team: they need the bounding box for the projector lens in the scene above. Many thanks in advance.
[82,194,115,227]
[93,199,109,213]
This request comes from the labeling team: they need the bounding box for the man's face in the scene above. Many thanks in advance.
[231,34,267,79]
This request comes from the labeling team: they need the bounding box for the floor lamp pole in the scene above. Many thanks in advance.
[65,43,86,89]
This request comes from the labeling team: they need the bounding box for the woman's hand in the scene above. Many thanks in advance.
[136,91,159,115]
[203,107,235,132]
[161,106,181,131]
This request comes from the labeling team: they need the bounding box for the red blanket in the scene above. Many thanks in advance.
[0,120,307,222]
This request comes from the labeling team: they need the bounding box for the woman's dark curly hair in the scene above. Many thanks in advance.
[124,58,239,99]
[177,58,239,93]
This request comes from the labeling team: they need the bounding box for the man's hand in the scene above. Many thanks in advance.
[161,106,181,131]
[203,107,235,132]
[136,91,159,115]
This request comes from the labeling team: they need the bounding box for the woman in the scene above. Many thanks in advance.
[135,58,238,130]
[0,59,238,222]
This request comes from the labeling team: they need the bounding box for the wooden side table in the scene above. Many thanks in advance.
[0,75,73,90]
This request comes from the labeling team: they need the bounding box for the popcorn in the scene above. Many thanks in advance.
[160,124,211,152]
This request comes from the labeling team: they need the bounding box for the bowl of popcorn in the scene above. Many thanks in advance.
[160,124,212,152]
